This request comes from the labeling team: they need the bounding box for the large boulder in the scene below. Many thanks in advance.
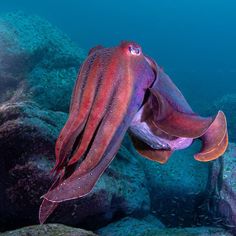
[0,101,67,230]
[0,11,85,112]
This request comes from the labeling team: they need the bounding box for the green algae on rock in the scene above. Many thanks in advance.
[98,216,232,236]
[0,11,85,112]
[0,224,97,236]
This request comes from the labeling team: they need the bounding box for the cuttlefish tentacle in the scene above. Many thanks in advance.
[39,178,60,224]
[69,45,104,113]
[40,119,132,223]
[67,50,126,167]
[53,52,104,172]
[40,112,132,225]
[42,112,134,203]
[67,74,134,176]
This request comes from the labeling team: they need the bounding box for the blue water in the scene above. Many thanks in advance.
[1,0,236,109]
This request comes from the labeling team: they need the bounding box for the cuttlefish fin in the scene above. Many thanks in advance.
[146,68,214,138]
[140,68,228,162]
[194,111,228,162]
[130,135,172,164]
[148,87,213,138]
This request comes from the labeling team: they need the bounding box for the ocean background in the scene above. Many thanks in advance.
[1,0,235,110]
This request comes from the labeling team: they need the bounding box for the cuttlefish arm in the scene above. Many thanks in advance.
[129,61,228,163]
[39,42,156,223]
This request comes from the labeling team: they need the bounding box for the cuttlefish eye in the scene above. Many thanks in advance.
[128,45,142,56]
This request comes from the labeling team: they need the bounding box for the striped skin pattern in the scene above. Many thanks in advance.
[39,41,228,224]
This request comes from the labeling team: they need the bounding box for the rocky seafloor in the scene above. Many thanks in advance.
[0,12,235,236]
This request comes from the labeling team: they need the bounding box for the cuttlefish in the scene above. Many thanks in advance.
[39,41,228,223]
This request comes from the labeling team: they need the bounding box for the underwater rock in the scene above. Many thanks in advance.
[0,224,97,236]
[98,217,231,236]
[97,216,165,236]
[0,101,150,231]
[0,101,67,230]
[0,11,85,112]
[129,139,210,227]
[219,143,236,232]
[204,142,236,233]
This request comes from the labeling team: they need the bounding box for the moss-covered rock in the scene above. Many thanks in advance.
[0,224,97,236]
[98,217,231,236]
[0,101,67,230]
[0,11,85,112]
